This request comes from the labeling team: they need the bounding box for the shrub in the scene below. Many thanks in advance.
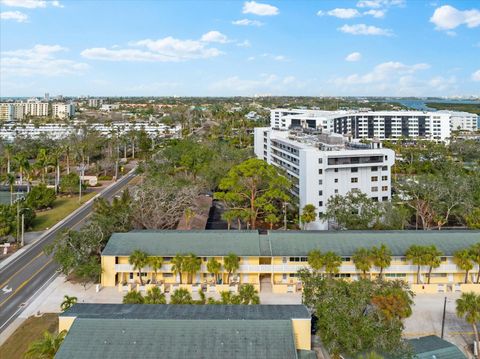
[25,184,56,210]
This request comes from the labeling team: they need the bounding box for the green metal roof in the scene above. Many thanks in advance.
[408,335,467,359]
[55,318,298,359]
[102,230,480,257]
[267,231,480,256]
[60,304,311,320]
[102,230,262,257]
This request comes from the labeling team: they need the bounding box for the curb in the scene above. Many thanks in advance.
[0,168,136,272]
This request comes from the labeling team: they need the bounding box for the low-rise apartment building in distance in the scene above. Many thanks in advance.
[270,108,479,142]
[100,230,480,295]
[254,127,394,229]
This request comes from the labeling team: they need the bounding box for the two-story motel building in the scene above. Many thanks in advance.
[101,230,480,294]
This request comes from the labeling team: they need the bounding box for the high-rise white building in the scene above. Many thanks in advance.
[254,127,395,230]
[0,103,25,121]
[52,103,75,119]
[24,100,49,117]
[270,109,478,142]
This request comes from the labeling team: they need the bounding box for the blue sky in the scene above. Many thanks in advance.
[0,0,479,97]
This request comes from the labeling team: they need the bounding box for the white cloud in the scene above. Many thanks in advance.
[333,61,430,85]
[472,70,480,82]
[338,24,393,36]
[237,40,251,47]
[232,18,264,26]
[0,0,63,8]
[430,5,480,30]
[81,36,223,62]
[356,0,404,8]
[247,56,255,61]
[1,44,88,77]
[0,0,46,8]
[345,52,362,62]
[1,10,28,22]
[330,61,455,96]
[364,9,385,18]
[260,53,289,61]
[210,73,306,95]
[327,8,361,19]
[242,1,279,16]
[201,31,228,43]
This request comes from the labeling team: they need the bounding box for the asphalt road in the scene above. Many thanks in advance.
[0,170,137,333]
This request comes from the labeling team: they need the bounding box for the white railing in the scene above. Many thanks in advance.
[114,262,466,274]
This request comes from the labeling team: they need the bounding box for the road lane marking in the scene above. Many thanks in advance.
[0,272,58,333]
[0,258,53,308]
[0,251,44,289]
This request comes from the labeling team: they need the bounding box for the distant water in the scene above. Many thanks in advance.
[0,191,11,205]
[394,99,480,111]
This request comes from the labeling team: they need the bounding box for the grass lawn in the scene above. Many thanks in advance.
[0,313,59,359]
[31,191,97,231]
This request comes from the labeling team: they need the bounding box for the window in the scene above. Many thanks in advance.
[371,166,378,171]
[382,166,388,171]
[342,257,351,262]
[382,176,388,181]
[318,201,323,207]
[351,167,358,173]
[382,186,388,191]
[371,186,378,192]
[318,158,323,164]
[319,179,323,185]
[334,168,338,173]
[318,169,323,175]
[372,197,378,202]
[289,257,307,262]
[334,189,338,194]
[129,273,134,279]
[371,176,378,182]
[318,190,323,196]
[334,178,338,183]
[382,196,388,201]
[318,211,323,217]
[163,273,173,277]
[351,178,358,183]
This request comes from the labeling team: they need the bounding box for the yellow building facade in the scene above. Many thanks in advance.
[101,230,480,294]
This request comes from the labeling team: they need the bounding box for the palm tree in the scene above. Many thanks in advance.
[4,143,13,174]
[352,248,372,279]
[237,284,260,304]
[456,292,480,355]
[222,211,236,230]
[224,253,240,284]
[406,245,428,284]
[300,204,317,230]
[207,258,222,284]
[183,253,201,284]
[2,172,15,205]
[25,330,66,359]
[144,286,166,304]
[35,148,50,184]
[123,290,144,304]
[60,295,77,311]
[128,249,149,285]
[470,244,480,284]
[454,249,474,284]
[171,254,185,284]
[148,256,163,284]
[170,288,193,304]
[184,207,195,229]
[307,250,324,273]
[370,244,392,279]
[424,245,442,284]
[13,152,29,187]
[323,251,342,278]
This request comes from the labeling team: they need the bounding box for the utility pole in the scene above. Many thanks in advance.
[441,296,447,339]
[283,202,288,230]
[21,213,25,247]
[78,163,85,203]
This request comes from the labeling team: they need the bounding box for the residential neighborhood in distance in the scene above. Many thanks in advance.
[0,0,479,358]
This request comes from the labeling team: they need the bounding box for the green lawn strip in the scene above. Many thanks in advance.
[0,313,58,359]
[31,191,97,231]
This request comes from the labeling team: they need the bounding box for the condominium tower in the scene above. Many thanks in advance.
[254,127,394,230]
